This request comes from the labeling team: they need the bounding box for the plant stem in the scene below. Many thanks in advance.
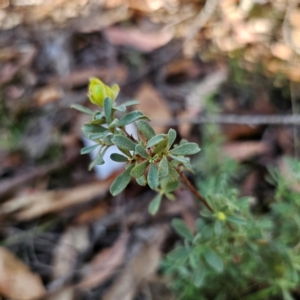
[178,171,213,211]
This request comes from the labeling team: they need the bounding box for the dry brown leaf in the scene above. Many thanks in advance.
[134,83,172,134]
[102,228,166,300]
[74,201,109,225]
[0,247,46,300]
[34,85,63,106]
[105,27,174,53]
[128,0,164,12]
[52,226,89,279]
[78,232,129,290]
[271,43,292,61]
[222,142,269,162]
[0,181,112,221]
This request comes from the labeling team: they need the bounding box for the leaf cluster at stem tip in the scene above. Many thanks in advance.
[72,78,201,215]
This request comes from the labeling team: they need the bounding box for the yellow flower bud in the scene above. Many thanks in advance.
[216,211,226,221]
[88,78,120,107]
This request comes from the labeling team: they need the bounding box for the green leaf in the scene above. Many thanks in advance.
[168,246,189,262]
[83,124,107,134]
[214,220,222,235]
[165,193,175,200]
[71,104,94,115]
[103,134,114,145]
[146,134,166,148]
[153,138,168,155]
[115,105,126,113]
[172,218,194,242]
[148,193,162,215]
[88,131,109,140]
[108,118,119,129]
[116,111,144,127]
[110,153,128,162]
[170,143,201,156]
[110,164,135,196]
[122,100,140,107]
[193,265,205,287]
[89,148,105,170]
[227,215,247,225]
[195,218,205,232]
[148,163,159,190]
[163,180,179,193]
[136,120,156,140]
[203,248,223,272]
[200,208,212,218]
[81,144,99,154]
[167,128,177,150]
[104,97,113,124]
[135,144,149,158]
[158,156,169,177]
[168,153,189,164]
[167,162,179,182]
[112,135,136,151]
[136,175,147,186]
[130,161,149,178]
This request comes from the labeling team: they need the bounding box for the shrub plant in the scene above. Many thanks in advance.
[72,78,201,215]
[73,79,300,300]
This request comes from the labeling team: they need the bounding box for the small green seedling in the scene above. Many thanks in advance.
[72,78,200,214]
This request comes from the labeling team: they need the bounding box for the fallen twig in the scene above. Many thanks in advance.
[151,114,300,126]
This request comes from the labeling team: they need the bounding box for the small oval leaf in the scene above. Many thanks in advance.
[136,175,147,186]
[130,161,149,178]
[83,124,107,134]
[104,97,113,124]
[116,111,144,127]
[136,120,155,140]
[148,193,162,215]
[146,134,166,148]
[148,163,159,190]
[135,144,149,158]
[203,248,223,272]
[167,128,177,150]
[81,144,99,155]
[112,135,136,151]
[170,143,201,156]
[171,218,194,242]
[110,153,128,162]
[110,164,135,196]
[158,156,169,178]
[71,104,94,115]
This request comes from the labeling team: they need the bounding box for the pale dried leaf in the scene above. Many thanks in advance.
[34,85,63,106]
[52,226,89,279]
[103,227,167,300]
[0,247,46,300]
[0,181,112,221]
[222,142,269,162]
[78,232,129,290]
[105,27,174,53]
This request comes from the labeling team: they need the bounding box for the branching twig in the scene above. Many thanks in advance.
[178,171,212,211]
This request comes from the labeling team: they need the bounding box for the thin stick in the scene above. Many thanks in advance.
[178,171,212,211]
[151,114,300,126]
